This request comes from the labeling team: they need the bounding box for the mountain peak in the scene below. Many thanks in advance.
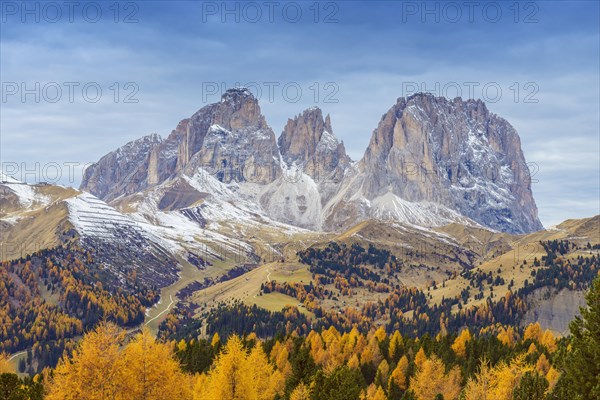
[327,94,542,234]
[220,87,256,105]
[279,107,347,166]
[401,92,488,113]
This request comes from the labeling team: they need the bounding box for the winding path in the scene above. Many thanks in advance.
[145,295,174,326]
[8,351,26,362]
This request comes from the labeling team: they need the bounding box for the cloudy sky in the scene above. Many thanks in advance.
[1,1,598,226]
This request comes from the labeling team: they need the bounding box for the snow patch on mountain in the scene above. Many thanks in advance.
[0,173,21,183]
[1,180,50,209]
[65,193,150,240]
[260,170,323,230]
[316,130,339,153]
[370,192,475,227]
[126,187,254,263]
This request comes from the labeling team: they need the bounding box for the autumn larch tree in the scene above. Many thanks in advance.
[121,328,191,400]
[46,322,126,400]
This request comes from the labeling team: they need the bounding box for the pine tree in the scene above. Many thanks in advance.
[563,276,600,399]
[311,365,364,400]
[0,373,24,400]
[512,371,548,400]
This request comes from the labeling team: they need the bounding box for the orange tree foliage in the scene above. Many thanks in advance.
[40,320,580,400]
[46,322,190,400]
[410,354,462,400]
[0,244,159,372]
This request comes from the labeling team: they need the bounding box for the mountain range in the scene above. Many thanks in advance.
[79,88,543,234]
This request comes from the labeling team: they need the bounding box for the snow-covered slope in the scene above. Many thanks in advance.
[259,169,323,229]
[0,175,50,210]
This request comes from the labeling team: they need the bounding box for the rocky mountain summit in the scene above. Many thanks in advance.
[257,107,354,229]
[323,93,542,234]
[278,107,351,184]
[80,89,542,234]
[80,133,162,201]
[82,88,281,202]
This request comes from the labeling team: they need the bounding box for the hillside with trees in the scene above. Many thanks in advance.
[0,244,159,372]
[1,275,598,400]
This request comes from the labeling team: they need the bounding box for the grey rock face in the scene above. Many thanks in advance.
[325,93,543,234]
[80,133,162,202]
[278,107,351,204]
[522,287,586,335]
[81,88,280,200]
[181,88,280,185]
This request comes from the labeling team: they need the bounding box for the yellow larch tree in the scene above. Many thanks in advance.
[373,326,387,342]
[541,329,557,353]
[410,354,461,400]
[308,331,325,365]
[46,322,126,400]
[202,335,255,400]
[496,326,518,347]
[414,347,427,370]
[177,339,187,353]
[247,343,282,400]
[388,331,403,362]
[343,328,362,358]
[289,382,311,400]
[486,355,533,400]
[375,359,390,388]
[451,328,471,358]
[121,328,191,400]
[192,374,210,400]
[0,352,13,373]
[211,332,221,348]
[200,335,285,400]
[389,355,409,391]
[463,360,494,400]
[271,341,292,378]
[535,353,550,375]
[523,322,543,342]
[362,383,387,400]
[324,334,344,372]
[348,354,360,370]
[545,366,560,392]
[463,355,534,400]
[269,369,286,398]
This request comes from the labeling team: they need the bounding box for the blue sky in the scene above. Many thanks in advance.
[1,0,599,226]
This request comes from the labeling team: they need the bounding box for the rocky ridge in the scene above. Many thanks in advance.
[80,89,543,234]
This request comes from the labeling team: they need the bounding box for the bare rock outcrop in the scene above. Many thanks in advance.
[324,93,543,234]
